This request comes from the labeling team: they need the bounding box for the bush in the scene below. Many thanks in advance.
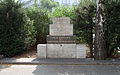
[52,5,75,19]
[25,7,51,45]
[72,1,96,57]
[0,0,31,57]
[73,2,96,44]
[105,1,120,57]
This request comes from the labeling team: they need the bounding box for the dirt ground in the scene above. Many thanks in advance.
[13,46,37,58]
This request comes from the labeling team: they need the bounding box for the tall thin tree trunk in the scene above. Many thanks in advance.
[94,0,107,60]
[90,18,93,58]
[88,12,93,58]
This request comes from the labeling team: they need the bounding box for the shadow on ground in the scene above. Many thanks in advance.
[32,65,120,75]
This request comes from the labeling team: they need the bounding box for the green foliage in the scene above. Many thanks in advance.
[0,0,31,57]
[105,1,120,56]
[0,0,119,58]
[73,0,96,44]
[72,0,96,57]
[25,7,51,45]
[75,0,120,57]
[52,5,75,18]
[34,0,59,11]
[24,17,35,46]
[78,0,96,7]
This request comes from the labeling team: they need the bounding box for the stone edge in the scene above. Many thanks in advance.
[0,58,120,65]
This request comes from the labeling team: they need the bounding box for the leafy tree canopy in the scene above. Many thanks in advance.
[34,0,59,11]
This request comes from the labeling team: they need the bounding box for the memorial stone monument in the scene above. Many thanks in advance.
[37,17,86,58]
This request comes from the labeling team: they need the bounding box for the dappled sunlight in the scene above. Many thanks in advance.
[58,72,70,75]
[58,72,86,75]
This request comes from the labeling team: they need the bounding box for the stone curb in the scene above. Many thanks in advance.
[1,62,120,65]
[0,58,120,65]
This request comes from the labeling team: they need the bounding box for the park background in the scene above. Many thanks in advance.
[0,0,120,59]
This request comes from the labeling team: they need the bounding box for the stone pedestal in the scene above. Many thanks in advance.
[77,44,87,58]
[37,17,86,58]
[37,44,46,58]
[37,44,86,58]
[47,44,76,58]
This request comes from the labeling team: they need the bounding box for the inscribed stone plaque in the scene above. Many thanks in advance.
[52,17,70,24]
[50,17,73,36]
[47,35,76,44]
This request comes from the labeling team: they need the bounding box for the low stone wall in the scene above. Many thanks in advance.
[37,44,46,58]
[77,44,87,58]
[47,44,76,58]
[37,44,86,58]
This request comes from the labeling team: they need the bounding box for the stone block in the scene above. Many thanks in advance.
[37,44,46,58]
[52,17,70,24]
[47,35,76,44]
[50,24,73,36]
[77,44,87,58]
[46,44,76,58]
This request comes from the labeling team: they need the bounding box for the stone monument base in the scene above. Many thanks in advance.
[37,44,86,58]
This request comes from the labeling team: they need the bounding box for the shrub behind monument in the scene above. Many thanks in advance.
[0,0,30,57]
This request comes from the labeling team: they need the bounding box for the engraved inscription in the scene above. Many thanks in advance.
[50,17,73,35]
[47,36,76,44]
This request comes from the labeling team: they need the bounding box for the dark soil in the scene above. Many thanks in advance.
[13,46,37,58]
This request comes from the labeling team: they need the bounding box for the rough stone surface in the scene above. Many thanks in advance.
[37,17,87,59]
[37,44,46,58]
[50,24,73,36]
[52,17,70,24]
[37,44,87,58]
[47,35,76,44]
[50,17,73,36]
[47,44,76,58]
[77,44,87,58]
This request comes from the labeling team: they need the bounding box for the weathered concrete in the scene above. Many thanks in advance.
[77,44,87,58]
[47,44,76,58]
[50,17,73,36]
[52,17,70,24]
[50,24,73,36]
[47,35,76,44]
[37,44,46,58]
[37,44,87,58]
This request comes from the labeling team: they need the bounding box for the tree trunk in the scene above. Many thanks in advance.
[90,20,93,58]
[94,0,107,60]
[89,16,93,58]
